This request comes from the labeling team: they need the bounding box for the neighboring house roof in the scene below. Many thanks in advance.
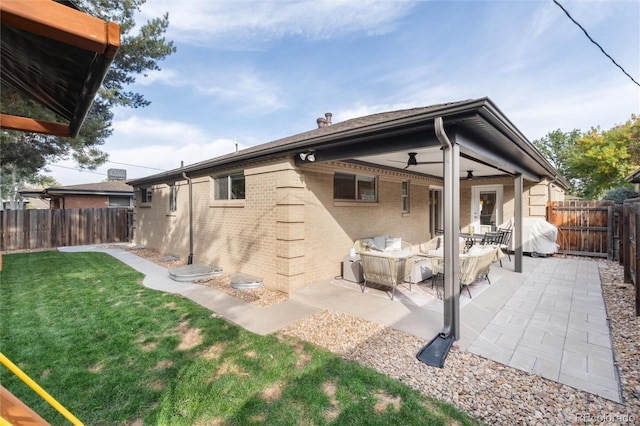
[625,167,640,184]
[0,0,120,137]
[20,181,133,198]
[128,97,569,189]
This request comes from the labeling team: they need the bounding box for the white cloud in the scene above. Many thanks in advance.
[139,0,415,47]
[198,69,285,112]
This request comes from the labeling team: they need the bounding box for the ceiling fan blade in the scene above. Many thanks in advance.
[415,161,443,165]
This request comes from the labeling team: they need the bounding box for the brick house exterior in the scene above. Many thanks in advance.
[129,99,567,294]
[21,181,133,209]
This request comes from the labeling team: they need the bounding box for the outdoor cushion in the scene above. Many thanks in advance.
[372,236,387,250]
[385,237,402,251]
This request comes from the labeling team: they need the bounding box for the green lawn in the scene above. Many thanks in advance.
[0,251,481,425]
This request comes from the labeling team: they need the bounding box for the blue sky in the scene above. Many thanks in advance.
[52,0,639,185]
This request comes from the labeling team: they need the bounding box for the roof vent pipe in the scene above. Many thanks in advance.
[324,112,332,125]
[316,117,327,128]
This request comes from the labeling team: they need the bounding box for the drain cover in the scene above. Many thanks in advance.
[230,273,264,289]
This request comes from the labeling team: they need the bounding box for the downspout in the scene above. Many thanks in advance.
[435,116,461,340]
[182,172,194,265]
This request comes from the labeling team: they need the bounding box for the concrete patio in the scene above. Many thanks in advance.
[60,245,622,403]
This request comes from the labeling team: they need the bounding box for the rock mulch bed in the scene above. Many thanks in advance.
[125,246,288,307]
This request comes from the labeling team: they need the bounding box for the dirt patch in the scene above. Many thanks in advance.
[277,335,312,369]
[211,359,250,381]
[153,360,173,370]
[172,320,203,350]
[322,381,340,420]
[198,343,226,360]
[261,382,283,402]
[373,390,401,413]
[87,362,105,373]
[139,342,157,352]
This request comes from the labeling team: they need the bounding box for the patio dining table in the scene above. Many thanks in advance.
[459,232,486,247]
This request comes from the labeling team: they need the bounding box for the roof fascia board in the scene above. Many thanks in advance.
[0,0,120,58]
[476,101,567,184]
[46,190,132,196]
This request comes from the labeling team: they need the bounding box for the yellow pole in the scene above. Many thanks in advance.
[0,352,83,425]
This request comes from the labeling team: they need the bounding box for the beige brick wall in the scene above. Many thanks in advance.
[132,157,563,294]
[299,161,436,286]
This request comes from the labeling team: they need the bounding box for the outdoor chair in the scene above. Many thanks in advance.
[359,253,414,300]
[498,228,512,262]
[481,229,511,266]
[430,246,499,298]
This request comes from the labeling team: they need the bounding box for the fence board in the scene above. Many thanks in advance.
[0,208,132,251]
[547,201,616,259]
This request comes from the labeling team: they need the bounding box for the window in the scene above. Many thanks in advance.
[108,195,132,207]
[169,184,177,212]
[333,172,377,201]
[213,173,245,200]
[401,181,409,213]
[141,188,152,204]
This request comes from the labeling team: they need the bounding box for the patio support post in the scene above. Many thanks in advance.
[435,117,461,340]
[514,174,523,272]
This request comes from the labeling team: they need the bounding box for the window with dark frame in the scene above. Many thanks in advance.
[333,172,377,201]
[141,187,152,204]
[169,184,177,212]
[213,173,245,200]
[108,195,131,207]
[401,180,409,212]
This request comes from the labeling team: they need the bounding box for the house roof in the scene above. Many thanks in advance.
[128,97,569,188]
[20,180,132,198]
[626,167,640,184]
[0,0,120,137]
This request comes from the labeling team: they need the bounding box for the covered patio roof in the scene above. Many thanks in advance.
[129,98,567,187]
[0,0,120,137]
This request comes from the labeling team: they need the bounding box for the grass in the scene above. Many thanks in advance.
[0,251,482,425]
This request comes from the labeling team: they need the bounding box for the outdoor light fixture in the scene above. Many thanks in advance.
[299,152,316,162]
[466,170,474,180]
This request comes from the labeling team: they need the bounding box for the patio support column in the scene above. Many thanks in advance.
[514,174,523,272]
[436,117,460,340]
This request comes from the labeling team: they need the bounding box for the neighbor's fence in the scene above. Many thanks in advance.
[0,208,132,251]
[546,201,619,260]
[622,197,640,316]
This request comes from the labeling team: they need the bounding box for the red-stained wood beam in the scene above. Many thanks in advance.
[0,0,120,59]
[0,114,70,137]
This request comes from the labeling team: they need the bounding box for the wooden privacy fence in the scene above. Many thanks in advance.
[546,201,618,260]
[622,197,640,316]
[0,208,132,251]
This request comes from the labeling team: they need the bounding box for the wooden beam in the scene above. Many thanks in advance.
[1,385,49,426]
[0,0,120,59]
[0,114,70,137]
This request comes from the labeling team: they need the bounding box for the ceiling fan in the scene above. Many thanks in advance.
[389,152,443,169]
